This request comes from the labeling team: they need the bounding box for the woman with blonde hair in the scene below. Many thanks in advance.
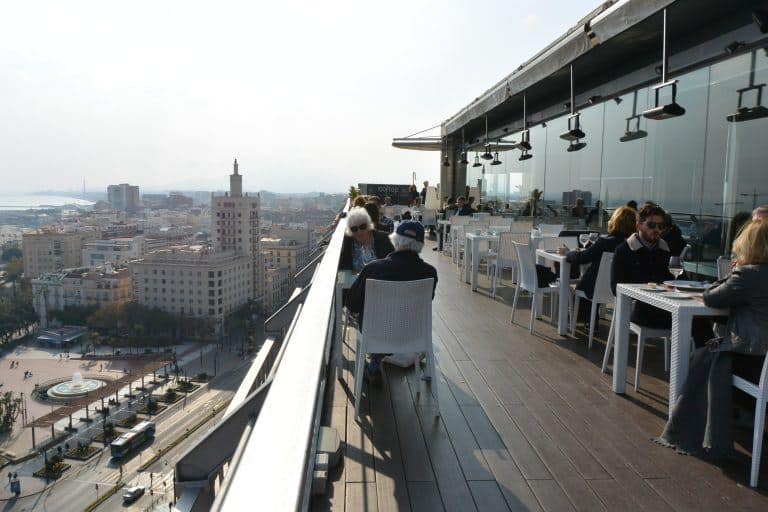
[658,219,768,461]
[559,206,637,300]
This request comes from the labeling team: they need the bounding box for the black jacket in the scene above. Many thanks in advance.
[611,233,673,294]
[346,250,438,327]
[457,205,475,216]
[339,231,394,271]
[611,233,674,325]
[662,223,686,257]
[565,233,626,299]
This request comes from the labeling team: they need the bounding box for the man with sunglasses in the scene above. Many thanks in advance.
[612,204,712,345]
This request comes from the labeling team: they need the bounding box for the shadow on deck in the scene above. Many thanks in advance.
[311,240,768,511]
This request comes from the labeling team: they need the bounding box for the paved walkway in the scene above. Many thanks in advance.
[0,475,49,501]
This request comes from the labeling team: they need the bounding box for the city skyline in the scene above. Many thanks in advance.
[1,0,596,193]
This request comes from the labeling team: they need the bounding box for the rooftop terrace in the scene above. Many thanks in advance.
[310,239,768,512]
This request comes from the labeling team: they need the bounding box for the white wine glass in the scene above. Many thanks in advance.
[579,234,590,249]
[589,232,599,244]
[668,256,684,283]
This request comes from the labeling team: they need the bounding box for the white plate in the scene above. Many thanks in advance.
[663,280,709,291]
[639,286,664,292]
[659,291,695,300]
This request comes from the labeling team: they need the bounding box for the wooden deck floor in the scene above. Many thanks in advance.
[311,241,768,511]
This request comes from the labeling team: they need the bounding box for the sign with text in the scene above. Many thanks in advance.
[358,184,412,205]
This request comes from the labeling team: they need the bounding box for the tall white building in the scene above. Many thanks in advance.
[211,159,263,304]
[107,183,140,212]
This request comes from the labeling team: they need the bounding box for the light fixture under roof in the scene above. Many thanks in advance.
[560,65,587,142]
[620,90,648,142]
[459,152,469,164]
[519,150,532,161]
[481,116,494,159]
[472,152,482,168]
[727,50,768,122]
[442,136,450,167]
[567,141,587,152]
[516,93,533,152]
[643,9,686,120]
[490,151,502,166]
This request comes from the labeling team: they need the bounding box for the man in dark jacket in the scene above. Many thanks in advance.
[611,204,711,345]
[346,221,438,379]
[611,204,675,328]
[455,196,475,216]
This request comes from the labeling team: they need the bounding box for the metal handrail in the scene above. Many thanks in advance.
[218,200,349,510]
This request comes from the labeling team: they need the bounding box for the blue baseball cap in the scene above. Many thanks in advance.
[396,220,425,242]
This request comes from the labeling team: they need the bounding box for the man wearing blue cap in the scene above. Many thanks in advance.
[346,220,438,382]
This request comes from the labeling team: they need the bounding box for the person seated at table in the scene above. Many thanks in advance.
[353,195,367,207]
[662,212,686,257]
[456,196,475,216]
[363,201,392,234]
[571,198,588,218]
[611,203,713,347]
[408,184,419,206]
[657,219,768,458]
[340,207,394,273]
[420,180,429,206]
[626,200,638,211]
[367,196,393,232]
[560,206,636,299]
[346,221,438,382]
[586,200,608,227]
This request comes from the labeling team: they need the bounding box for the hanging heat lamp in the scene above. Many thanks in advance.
[726,51,768,122]
[643,8,686,120]
[560,64,586,148]
[472,152,482,168]
[442,136,451,167]
[517,92,532,151]
[481,116,493,160]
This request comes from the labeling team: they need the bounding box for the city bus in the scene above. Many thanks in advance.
[110,421,156,459]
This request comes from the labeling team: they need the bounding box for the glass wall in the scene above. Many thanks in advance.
[468,51,768,276]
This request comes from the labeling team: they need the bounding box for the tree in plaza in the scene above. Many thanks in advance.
[0,392,22,433]
[0,247,22,263]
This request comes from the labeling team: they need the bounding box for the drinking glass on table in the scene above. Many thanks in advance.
[578,233,590,249]
[668,256,684,281]
[589,232,599,244]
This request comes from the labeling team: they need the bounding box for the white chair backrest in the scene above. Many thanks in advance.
[498,232,530,267]
[453,225,465,242]
[360,278,434,353]
[421,209,437,226]
[592,252,616,303]
[473,212,490,219]
[680,243,692,261]
[717,256,731,279]
[538,224,564,236]
[513,241,539,293]
[489,224,512,232]
[492,217,515,227]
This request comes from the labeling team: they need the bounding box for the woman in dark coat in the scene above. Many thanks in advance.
[657,219,768,460]
[559,206,637,299]
[339,206,394,272]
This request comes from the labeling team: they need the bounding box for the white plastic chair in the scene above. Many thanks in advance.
[511,220,534,233]
[511,241,559,334]
[570,252,614,349]
[488,232,530,297]
[717,256,732,279]
[633,323,671,391]
[538,224,564,236]
[537,236,578,252]
[472,212,490,220]
[421,209,437,231]
[353,278,437,420]
[733,355,768,487]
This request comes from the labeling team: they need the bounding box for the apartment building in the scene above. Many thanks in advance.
[22,229,99,278]
[82,235,146,268]
[31,265,133,325]
[107,183,140,211]
[129,246,252,321]
[211,159,262,303]
[260,237,309,274]
[263,267,293,315]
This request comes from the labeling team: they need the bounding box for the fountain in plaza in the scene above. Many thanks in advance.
[46,372,105,399]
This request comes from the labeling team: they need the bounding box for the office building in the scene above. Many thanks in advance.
[22,229,99,278]
[107,183,140,211]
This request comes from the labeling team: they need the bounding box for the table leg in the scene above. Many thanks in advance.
[471,240,480,290]
[612,292,631,393]
[668,311,692,413]
[557,260,570,335]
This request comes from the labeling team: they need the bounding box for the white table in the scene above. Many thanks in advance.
[534,249,571,336]
[464,232,499,291]
[612,283,727,414]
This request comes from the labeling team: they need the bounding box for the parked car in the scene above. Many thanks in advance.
[122,485,146,503]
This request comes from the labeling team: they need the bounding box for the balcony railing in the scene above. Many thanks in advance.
[173,202,348,510]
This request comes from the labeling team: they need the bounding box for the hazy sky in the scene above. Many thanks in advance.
[1,0,595,194]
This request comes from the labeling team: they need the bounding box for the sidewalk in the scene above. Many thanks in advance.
[0,475,49,501]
